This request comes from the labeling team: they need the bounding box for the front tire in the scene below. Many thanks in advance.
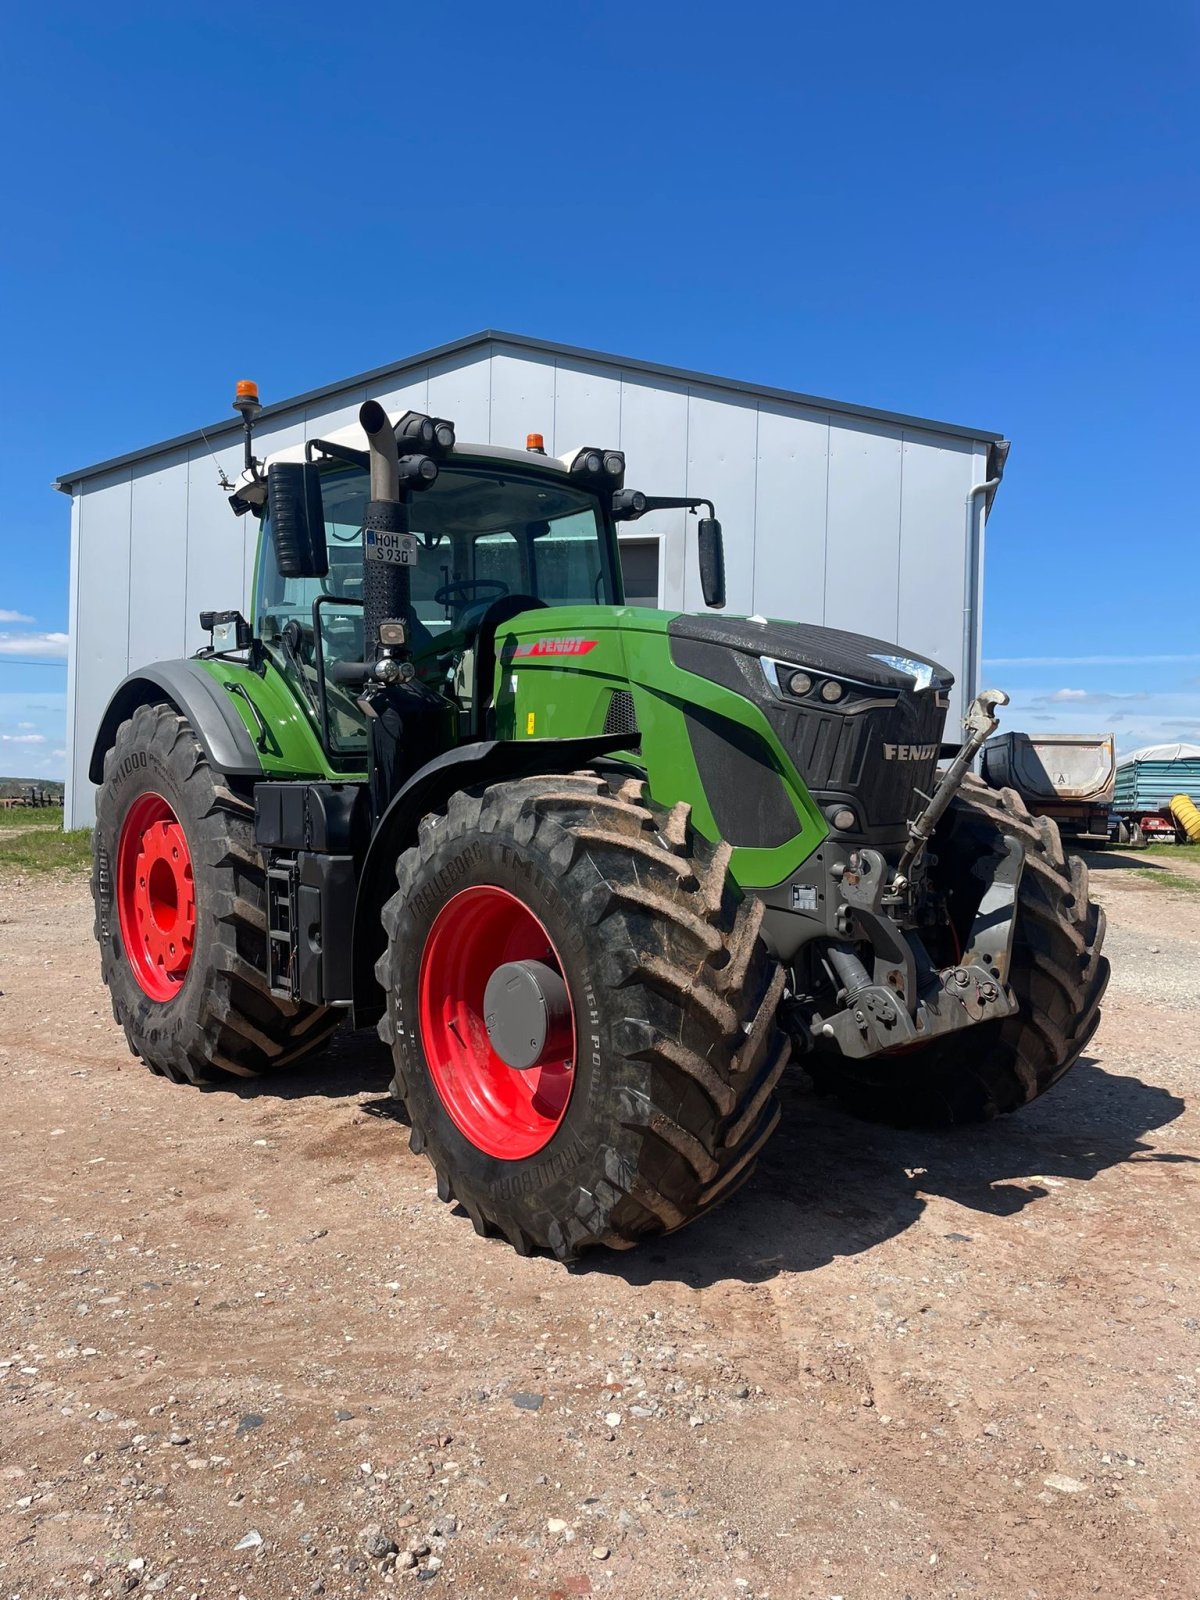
[92,702,340,1084]
[377,772,788,1261]
[808,775,1110,1126]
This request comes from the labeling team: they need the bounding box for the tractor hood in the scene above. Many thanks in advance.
[666,614,953,694]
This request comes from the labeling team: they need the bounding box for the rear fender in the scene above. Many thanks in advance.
[350,734,636,1024]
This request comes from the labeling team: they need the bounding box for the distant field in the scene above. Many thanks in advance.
[0,807,92,874]
[0,805,66,830]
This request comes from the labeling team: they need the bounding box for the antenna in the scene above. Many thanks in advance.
[197,426,234,492]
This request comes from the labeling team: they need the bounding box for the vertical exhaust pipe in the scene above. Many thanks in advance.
[360,400,401,503]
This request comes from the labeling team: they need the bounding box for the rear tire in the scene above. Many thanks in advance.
[377,771,789,1261]
[92,702,340,1084]
[807,774,1109,1126]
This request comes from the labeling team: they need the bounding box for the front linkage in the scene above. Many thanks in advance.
[804,690,1023,1059]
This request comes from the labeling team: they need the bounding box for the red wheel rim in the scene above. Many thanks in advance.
[418,886,576,1160]
[116,793,196,1001]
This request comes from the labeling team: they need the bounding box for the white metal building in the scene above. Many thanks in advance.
[55,331,1007,828]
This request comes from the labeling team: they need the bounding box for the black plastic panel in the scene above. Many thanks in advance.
[670,625,950,848]
[684,708,799,850]
[254,781,371,855]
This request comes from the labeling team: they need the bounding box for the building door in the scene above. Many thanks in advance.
[618,537,661,608]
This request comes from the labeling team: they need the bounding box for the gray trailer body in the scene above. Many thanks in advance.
[982,731,1116,842]
[55,330,1006,828]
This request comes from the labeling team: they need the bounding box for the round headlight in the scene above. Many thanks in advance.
[603,452,624,476]
[434,421,455,450]
[584,451,602,474]
[788,670,812,696]
[832,807,856,831]
[417,456,438,482]
[819,679,844,703]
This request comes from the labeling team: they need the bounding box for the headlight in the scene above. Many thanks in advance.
[870,652,938,692]
[788,670,812,696]
[819,680,844,703]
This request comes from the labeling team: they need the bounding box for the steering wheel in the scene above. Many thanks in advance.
[433,578,510,607]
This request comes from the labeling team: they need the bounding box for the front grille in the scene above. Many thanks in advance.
[603,689,640,738]
[666,622,951,851]
[789,692,946,837]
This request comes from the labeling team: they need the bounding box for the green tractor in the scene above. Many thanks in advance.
[89,390,1109,1260]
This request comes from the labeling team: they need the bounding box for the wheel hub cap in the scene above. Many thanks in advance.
[418,886,576,1160]
[116,793,196,1001]
[483,959,574,1071]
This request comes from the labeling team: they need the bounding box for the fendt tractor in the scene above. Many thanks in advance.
[89,385,1109,1260]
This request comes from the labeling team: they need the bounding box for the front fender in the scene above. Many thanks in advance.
[88,660,264,785]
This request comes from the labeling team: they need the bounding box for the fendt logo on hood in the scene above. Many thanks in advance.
[883,742,938,761]
[512,638,598,658]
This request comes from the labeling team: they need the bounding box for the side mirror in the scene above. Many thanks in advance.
[698,516,726,609]
[268,462,328,579]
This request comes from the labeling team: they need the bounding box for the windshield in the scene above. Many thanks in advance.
[253,460,618,761]
[255,461,617,641]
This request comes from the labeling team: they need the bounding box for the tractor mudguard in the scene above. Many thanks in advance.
[88,660,264,785]
[349,733,636,1024]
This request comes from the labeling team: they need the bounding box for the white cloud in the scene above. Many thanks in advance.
[0,609,35,624]
[0,631,69,659]
[1039,688,1149,705]
[985,653,1200,667]
[17,720,36,729]
[1,733,47,744]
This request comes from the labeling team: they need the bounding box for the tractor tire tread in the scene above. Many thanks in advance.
[379,770,788,1259]
[92,701,338,1087]
[808,772,1109,1126]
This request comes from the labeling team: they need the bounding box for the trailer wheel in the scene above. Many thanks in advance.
[808,774,1109,1126]
[376,772,788,1261]
[92,702,340,1084]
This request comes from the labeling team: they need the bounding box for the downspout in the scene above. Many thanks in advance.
[962,478,999,711]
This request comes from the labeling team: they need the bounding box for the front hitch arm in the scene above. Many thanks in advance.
[894,687,1010,886]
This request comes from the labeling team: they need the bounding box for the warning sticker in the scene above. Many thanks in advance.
[365,529,418,566]
[790,884,818,912]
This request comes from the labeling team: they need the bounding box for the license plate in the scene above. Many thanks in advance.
[365,529,418,566]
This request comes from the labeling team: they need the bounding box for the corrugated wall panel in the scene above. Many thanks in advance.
[685,388,758,615]
[897,430,977,720]
[70,471,132,823]
[489,350,556,450]
[427,354,491,444]
[824,419,903,641]
[752,405,830,625]
[365,365,430,419]
[554,359,622,460]
[185,437,255,660]
[305,389,368,442]
[128,450,190,667]
[617,375,690,610]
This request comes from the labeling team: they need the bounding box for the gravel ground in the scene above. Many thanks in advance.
[0,849,1198,1599]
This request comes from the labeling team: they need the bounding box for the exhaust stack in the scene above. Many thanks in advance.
[360,400,401,502]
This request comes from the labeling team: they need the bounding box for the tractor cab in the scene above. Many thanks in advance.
[253,439,624,766]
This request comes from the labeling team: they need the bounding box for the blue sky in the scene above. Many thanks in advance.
[1,1,1197,776]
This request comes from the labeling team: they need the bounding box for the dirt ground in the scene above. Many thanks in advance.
[1,850,1198,1600]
